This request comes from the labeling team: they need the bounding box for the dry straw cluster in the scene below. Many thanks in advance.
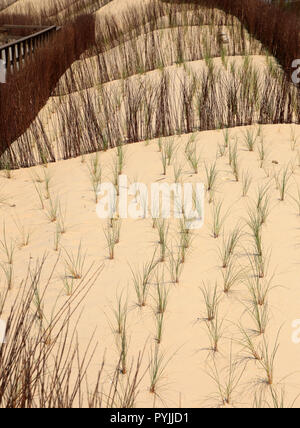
[0,0,300,169]
[167,0,300,74]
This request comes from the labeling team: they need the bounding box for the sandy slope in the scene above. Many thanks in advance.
[1,0,300,408]
[0,0,116,22]
[0,0,143,17]
[1,124,300,407]
[0,0,55,14]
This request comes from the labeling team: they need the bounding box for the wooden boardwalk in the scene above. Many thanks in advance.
[0,25,60,71]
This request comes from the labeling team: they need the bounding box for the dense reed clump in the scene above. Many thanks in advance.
[165,0,300,78]
[0,256,148,408]
[0,12,96,163]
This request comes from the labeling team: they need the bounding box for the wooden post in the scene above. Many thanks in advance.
[5,47,9,69]
[22,40,27,63]
[16,42,21,69]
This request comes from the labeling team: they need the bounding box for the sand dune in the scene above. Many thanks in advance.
[0,0,300,408]
[1,123,300,407]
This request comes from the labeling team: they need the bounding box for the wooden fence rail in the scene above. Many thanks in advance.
[0,25,60,71]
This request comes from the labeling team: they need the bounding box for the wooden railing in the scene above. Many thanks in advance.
[0,25,60,71]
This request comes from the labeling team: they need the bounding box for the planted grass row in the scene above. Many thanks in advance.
[0,0,112,26]
[2,0,300,169]
[56,21,262,95]
[196,127,300,406]
[5,54,299,170]
[166,0,300,76]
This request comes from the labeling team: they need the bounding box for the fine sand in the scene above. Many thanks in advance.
[1,0,300,408]
[1,124,300,407]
